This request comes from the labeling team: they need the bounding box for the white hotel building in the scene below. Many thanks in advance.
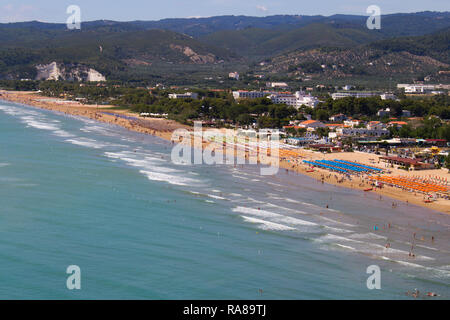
[168,92,199,99]
[232,91,270,99]
[330,127,389,138]
[269,91,319,109]
[401,84,435,94]
[331,91,379,100]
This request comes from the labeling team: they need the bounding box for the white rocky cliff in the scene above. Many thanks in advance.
[35,62,106,82]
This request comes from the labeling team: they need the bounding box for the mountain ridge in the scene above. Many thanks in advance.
[0,12,449,83]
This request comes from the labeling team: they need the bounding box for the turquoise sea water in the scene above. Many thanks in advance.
[0,100,449,299]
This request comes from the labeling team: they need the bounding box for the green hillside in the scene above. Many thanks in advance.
[201,23,382,59]
[0,27,239,80]
[0,12,449,83]
[369,27,450,64]
[259,28,450,80]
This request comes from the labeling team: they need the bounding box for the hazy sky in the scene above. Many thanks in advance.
[0,0,449,23]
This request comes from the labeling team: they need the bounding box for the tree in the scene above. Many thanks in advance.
[315,127,330,138]
[445,155,450,172]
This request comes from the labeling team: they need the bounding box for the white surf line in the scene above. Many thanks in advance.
[233,206,318,227]
[139,170,199,186]
[207,194,227,200]
[65,137,107,149]
[240,216,296,231]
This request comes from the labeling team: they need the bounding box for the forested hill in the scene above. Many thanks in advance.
[0,12,449,82]
[258,27,450,78]
[368,27,450,64]
[3,11,449,38]
[0,27,240,79]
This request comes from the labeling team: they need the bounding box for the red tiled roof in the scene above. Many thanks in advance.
[301,120,320,125]
[426,139,447,142]
[389,121,408,125]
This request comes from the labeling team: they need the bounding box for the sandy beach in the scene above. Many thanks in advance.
[1,89,449,214]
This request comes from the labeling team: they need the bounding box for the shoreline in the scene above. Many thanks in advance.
[1,90,449,215]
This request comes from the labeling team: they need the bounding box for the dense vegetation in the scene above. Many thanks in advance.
[2,80,448,140]
[1,12,449,85]
[389,117,450,141]
[369,27,450,64]
[0,27,238,80]
[308,95,450,120]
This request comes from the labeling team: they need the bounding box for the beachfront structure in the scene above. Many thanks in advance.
[168,92,198,99]
[331,91,380,100]
[232,90,270,100]
[285,136,318,146]
[269,91,319,109]
[379,156,433,170]
[140,112,168,118]
[334,127,389,138]
[307,145,342,153]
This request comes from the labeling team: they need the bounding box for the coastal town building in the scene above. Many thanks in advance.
[285,134,319,146]
[342,85,354,90]
[325,123,347,130]
[266,82,289,89]
[397,84,435,94]
[331,91,379,99]
[228,72,240,80]
[329,113,347,122]
[232,90,269,100]
[366,121,386,130]
[343,119,363,127]
[388,121,408,128]
[380,93,397,100]
[268,91,319,108]
[168,92,199,99]
[297,120,326,129]
[331,127,389,138]
[377,108,390,117]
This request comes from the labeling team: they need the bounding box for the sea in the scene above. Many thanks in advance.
[0,100,449,299]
